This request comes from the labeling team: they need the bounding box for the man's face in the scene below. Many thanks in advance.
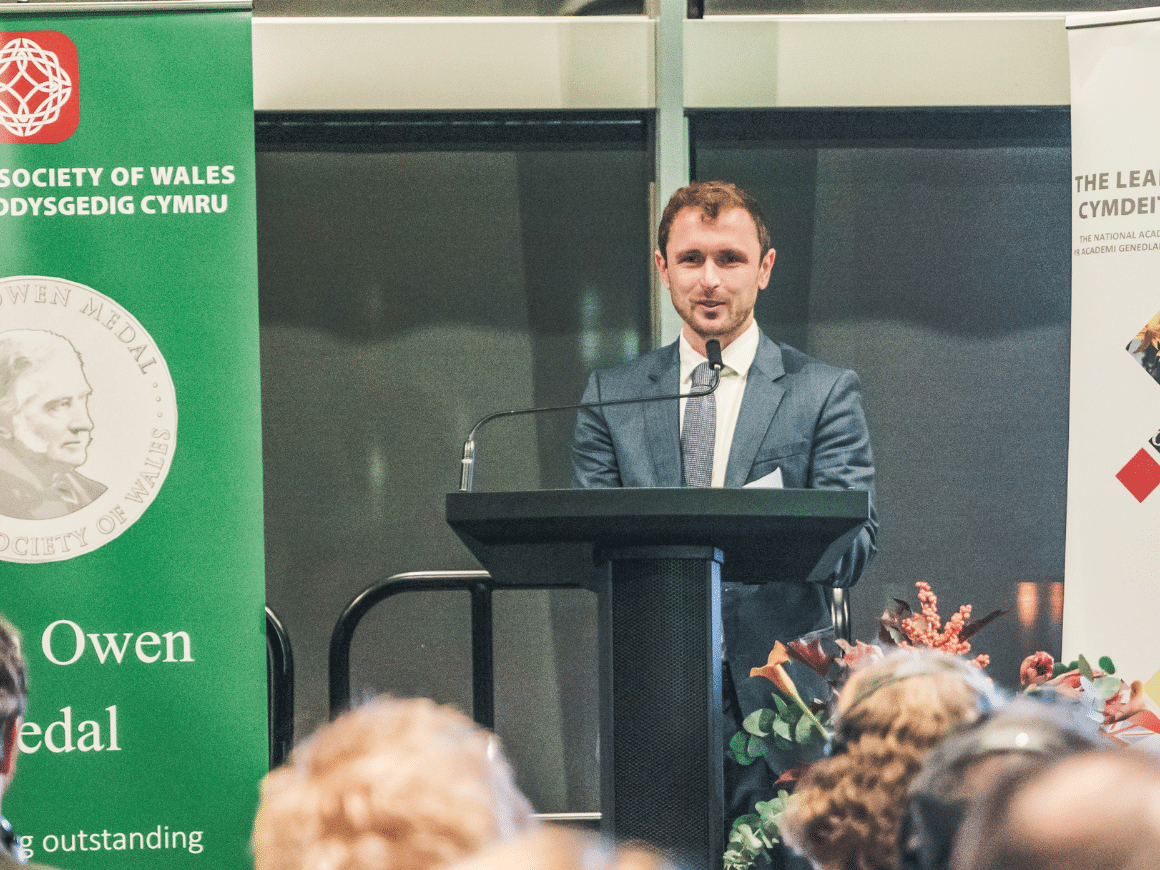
[655,206,776,351]
[3,354,94,471]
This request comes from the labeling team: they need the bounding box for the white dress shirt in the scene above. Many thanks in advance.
[678,319,760,488]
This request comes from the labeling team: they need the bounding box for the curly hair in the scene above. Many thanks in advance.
[780,651,999,870]
[252,696,536,870]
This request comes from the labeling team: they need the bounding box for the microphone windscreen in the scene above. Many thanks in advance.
[706,339,724,371]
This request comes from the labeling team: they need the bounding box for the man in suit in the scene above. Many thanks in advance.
[571,181,877,822]
[0,330,106,520]
[0,613,62,869]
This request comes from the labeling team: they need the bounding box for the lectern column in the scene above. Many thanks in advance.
[595,545,724,870]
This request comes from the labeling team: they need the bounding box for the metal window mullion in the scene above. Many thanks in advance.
[652,0,690,349]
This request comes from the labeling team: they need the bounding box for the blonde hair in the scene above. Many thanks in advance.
[447,827,676,870]
[252,696,536,870]
[781,651,997,870]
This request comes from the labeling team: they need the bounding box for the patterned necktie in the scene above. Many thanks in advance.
[681,361,716,487]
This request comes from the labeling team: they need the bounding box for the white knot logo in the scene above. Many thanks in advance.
[0,37,74,138]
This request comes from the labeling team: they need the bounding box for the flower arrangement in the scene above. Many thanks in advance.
[725,580,1160,870]
[724,581,999,870]
[878,581,1001,668]
[1019,651,1158,740]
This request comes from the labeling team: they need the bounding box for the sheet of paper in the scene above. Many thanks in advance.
[743,467,784,489]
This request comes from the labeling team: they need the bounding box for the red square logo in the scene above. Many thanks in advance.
[1117,448,1160,503]
[0,31,79,144]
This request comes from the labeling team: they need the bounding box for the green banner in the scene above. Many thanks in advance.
[0,5,265,869]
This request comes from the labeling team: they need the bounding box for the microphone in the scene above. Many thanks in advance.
[706,339,724,372]
[459,344,723,492]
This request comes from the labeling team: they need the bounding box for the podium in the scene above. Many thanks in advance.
[446,488,869,870]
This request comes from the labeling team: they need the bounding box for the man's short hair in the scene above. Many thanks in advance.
[252,696,536,870]
[951,749,1160,870]
[656,181,772,261]
[898,697,1103,870]
[0,614,28,739]
[0,330,81,428]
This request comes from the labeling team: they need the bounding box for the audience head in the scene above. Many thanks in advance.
[898,696,1104,870]
[252,696,536,870]
[0,613,27,796]
[951,749,1160,870]
[447,827,679,870]
[781,649,1003,870]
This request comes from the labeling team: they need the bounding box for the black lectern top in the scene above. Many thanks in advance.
[446,487,869,590]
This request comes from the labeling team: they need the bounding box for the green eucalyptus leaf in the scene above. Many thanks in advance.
[759,790,792,817]
[772,694,790,717]
[772,718,793,742]
[754,802,776,819]
[748,734,769,758]
[729,731,754,764]
[759,707,778,733]
[772,732,793,752]
[724,811,775,870]
[743,709,770,737]
[1095,675,1122,700]
[738,824,761,849]
[795,712,815,743]
[1077,656,1092,681]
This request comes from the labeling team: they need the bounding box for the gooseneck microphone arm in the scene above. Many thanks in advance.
[460,339,723,492]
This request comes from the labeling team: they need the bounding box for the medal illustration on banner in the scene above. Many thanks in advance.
[1117,308,1160,502]
[0,30,79,144]
[0,277,177,563]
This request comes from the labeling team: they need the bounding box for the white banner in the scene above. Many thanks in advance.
[1066,8,1160,685]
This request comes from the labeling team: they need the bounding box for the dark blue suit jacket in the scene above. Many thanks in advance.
[570,329,877,717]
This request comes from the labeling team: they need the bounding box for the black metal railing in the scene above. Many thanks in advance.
[328,570,850,725]
[266,605,295,769]
[830,587,851,644]
[329,570,574,725]
[325,570,850,830]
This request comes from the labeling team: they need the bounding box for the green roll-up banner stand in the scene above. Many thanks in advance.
[0,3,266,867]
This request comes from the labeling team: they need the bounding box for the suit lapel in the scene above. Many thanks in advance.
[644,343,682,487]
[725,331,787,487]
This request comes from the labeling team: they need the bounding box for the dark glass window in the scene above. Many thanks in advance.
[693,108,1071,685]
[257,112,650,810]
